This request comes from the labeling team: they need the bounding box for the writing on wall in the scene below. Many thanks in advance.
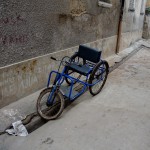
[0,62,55,98]
[0,46,76,99]
[0,34,28,45]
[0,13,26,25]
[0,13,28,46]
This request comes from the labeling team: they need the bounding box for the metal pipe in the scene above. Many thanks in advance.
[116,0,125,54]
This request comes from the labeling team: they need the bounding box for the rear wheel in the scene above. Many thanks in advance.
[89,61,109,96]
[37,87,64,120]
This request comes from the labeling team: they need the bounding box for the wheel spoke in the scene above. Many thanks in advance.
[89,61,109,96]
[37,88,64,120]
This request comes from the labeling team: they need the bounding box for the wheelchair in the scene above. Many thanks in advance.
[37,45,109,120]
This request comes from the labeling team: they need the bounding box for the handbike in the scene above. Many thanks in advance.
[37,45,109,120]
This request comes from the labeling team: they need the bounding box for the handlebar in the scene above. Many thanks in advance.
[50,56,72,72]
[50,56,71,65]
[50,57,57,61]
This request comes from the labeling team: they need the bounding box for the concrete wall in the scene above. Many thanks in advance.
[119,0,146,51]
[0,0,120,67]
[0,36,117,108]
[143,0,150,39]
[122,0,145,32]
[143,15,150,39]
[146,0,150,7]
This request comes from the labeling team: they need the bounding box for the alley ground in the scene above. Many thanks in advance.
[0,47,150,150]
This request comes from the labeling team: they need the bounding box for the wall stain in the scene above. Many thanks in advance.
[22,66,27,72]
[59,14,68,23]
[70,0,86,16]
[30,60,37,72]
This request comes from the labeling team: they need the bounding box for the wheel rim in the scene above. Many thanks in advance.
[37,88,64,120]
[91,64,107,94]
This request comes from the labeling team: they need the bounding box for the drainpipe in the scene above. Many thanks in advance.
[116,0,125,54]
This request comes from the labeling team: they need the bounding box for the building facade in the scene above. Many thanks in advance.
[143,0,150,38]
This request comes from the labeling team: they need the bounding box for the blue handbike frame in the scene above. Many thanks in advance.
[46,62,106,105]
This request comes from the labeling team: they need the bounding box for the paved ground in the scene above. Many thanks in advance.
[0,47,150,150]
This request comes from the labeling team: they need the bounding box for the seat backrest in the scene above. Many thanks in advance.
[77,45,101,63]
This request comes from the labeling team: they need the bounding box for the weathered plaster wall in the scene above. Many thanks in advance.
[0,0,146,107]
[143,0,150,39]
[146,0,150,7]
[122,0,145,32]
[0,0,120,67]
[143,15,150,39]
[119,0,146,51]
[0,35,117,108]
[120,30,143,51]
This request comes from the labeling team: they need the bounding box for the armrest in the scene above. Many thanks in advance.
[70,52,86,65]
[70,52,78,62]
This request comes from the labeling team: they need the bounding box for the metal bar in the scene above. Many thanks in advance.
[116,0,125,54]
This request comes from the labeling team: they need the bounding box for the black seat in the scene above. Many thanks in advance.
[67,45,101,76]
[68,63,91,76]
[77,45,101,63]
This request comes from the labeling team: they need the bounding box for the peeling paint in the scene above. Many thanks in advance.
[70,0,86,16]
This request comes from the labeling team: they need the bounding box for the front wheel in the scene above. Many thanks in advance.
[37,87,64,120]
[89,60,109,96]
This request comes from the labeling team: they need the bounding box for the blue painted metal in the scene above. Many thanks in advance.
[47,67,104,104]
[46,57,106,103]
[47,85,56,105]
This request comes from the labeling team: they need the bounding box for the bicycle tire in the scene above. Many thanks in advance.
[37,87,64,120]
[89,60,109,96]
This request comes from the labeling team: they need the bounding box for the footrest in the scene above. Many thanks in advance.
[60,85,79,100]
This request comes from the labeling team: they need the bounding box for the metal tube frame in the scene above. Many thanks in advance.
[47,63,106,103]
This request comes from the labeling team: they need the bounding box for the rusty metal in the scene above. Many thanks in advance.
[116,0,125,54]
